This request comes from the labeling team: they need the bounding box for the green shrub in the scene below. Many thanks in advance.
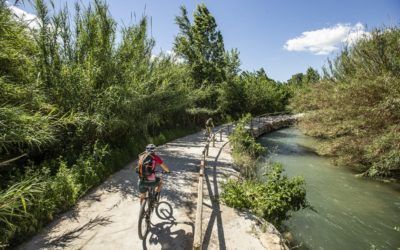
[48,162,80,212]
[221,163,307,226]
[229,114,265,178]
[73,142,109,192]
[229,114,265,158]
[364,126,400,178]
[225,115,307,226]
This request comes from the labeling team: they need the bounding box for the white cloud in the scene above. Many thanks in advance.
[151,50,185,64]
[165,50,185,64]
[7,2,40,29]
[284,23,369,55]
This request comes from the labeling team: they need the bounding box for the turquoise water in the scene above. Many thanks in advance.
[259,128,400,250]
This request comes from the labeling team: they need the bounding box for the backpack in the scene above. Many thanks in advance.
[136,152,154,179]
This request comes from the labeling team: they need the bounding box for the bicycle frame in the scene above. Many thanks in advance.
[138,170,167,240]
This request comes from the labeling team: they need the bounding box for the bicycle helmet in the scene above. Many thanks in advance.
[145,144,156,153]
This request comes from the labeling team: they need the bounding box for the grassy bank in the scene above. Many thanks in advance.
[290,27,400,180]
[221,115,308,226]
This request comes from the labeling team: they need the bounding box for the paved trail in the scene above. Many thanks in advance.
[20,126,285,250]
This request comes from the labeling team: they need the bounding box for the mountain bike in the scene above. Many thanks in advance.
[138,170,169,240]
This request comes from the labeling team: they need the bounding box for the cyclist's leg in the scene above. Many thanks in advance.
[141,179,160,196]
[155,177,162,193]
[140,193,146,204]
[206,126,210,137]
[138,180,148,204]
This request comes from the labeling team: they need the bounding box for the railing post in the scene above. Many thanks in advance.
[193,161,204,250]
[220,130,222,142]
[212,134,215,147]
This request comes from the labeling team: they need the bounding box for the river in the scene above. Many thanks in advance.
[258,128,400,250]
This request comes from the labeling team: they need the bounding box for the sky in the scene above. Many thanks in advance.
[10,0,400,82]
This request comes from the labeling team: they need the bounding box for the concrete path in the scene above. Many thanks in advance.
[19,126,286,250]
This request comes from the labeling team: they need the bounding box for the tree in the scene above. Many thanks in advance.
[174,4,226,87]
[255,67,273,81]
[224,48,241,81]
[304,67,320,84]
[287,73,304,85]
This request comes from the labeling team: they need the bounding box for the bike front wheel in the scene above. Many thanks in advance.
[138,199,150,240]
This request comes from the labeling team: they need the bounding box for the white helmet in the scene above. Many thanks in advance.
[146,144,156,153]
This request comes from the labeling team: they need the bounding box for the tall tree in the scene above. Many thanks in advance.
[287,73,304,85]
[174,4,226,87]
[224,48,241,81]
[304,67,320,84]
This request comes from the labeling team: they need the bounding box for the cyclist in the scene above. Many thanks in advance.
[137,144,170,204]
[205,117,214,137]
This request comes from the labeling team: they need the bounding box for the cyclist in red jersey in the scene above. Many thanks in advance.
[137,144,170,204]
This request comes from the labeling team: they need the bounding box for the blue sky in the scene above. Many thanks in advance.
[13,0,400,82]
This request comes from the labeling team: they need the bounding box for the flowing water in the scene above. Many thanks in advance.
[258,128,400,250]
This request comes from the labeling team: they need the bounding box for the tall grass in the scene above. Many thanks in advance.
[0,177,46,244]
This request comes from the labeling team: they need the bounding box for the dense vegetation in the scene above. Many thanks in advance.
[290,27,400,179]
[0,0,290,247]
[221,115,307,226]
[227,114,265,178]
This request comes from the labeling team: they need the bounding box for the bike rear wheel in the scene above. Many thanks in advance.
[138,199,150,240]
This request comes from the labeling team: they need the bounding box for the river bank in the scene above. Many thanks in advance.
[216,114,308,248]
[259,128,400,249]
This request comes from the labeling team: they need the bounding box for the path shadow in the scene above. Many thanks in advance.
[202,144,227,250]
[101,166,138,199]
[43,215,112,248]
[143,220,194,250]
[96,127,229,215]
[142,201,194,250]
[99,150,201,212]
